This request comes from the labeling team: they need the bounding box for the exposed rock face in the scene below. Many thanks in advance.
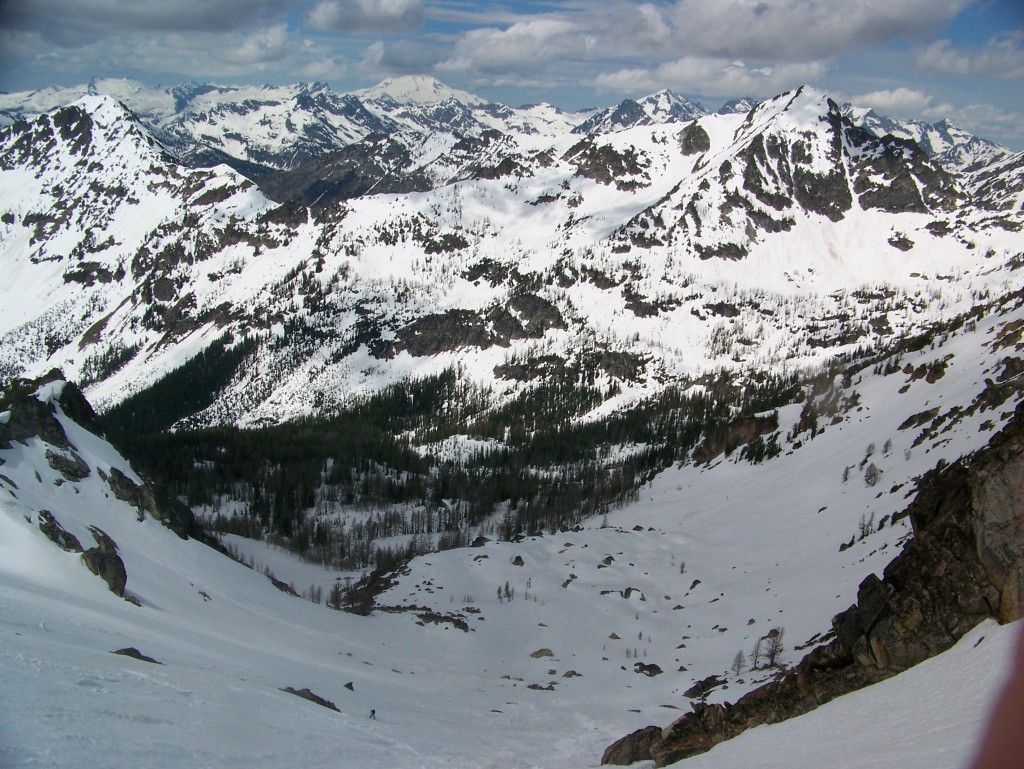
[0,373,102,452]
[45,448,90,481]
[678,123,711,156]
[0,388,72,450]
[82,527,127,597]
[37,510,83,552]
[104,467,199,540]
[281,687,340,712]
[602,726,663,765]
[112,647,162,664]
[395,294,565,357]
[603,401,1024,766]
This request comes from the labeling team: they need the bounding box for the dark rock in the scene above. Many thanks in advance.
[416,611,470,632]
[888,233,914,251]
[82,527,127,597]
[0,388,71,450]
[683,674,725,699]
[281,687,340,712]
[634,662,663,677]
[692,413,778,465]
[105,467,198,539]
[396,309,490,356]
[792,167,852,222]
[258,134,431,207]
[45,448,90,481]
[563,136,650,190]
[504,293,566,337]
[678,123,711,155]
[54,380,104,436]
[602,725,663,765]
[37,510,83,552]
[695,241,748,261]
[269,575,298,595]
[112,647,162,664]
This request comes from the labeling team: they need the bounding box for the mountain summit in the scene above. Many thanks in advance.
[354,74,488,106]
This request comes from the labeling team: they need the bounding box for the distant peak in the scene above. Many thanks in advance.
[718,97,759,115]
[355,75,486,107]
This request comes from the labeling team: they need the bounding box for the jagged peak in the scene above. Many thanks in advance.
[718,97,759,115]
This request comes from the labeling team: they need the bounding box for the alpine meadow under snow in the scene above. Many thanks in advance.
[1,75,1024,768]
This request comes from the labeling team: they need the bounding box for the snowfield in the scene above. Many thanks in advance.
[2,286,1023,768]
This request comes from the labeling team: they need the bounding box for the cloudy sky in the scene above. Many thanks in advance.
[1,0,1022,148]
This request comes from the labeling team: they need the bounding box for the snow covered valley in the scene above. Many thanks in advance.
[3,287,1024,768]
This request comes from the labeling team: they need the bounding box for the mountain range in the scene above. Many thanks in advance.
[1,77,1020,427]
[1,74,1023,769]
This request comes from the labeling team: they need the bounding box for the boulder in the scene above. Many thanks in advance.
[82,527,127,597]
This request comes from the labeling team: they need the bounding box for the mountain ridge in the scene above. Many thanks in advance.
[1,85,1021,429]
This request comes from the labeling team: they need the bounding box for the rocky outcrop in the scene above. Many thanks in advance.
[602,726,663,765]
[0,372,103,451]
[603,401,1024,766]
[37,510,83,552]
[395,294,565,356]
[45,448,90,481]
[103,467,199,540]
[112,647,162,664]
[82,527,127,597]
[281,687,340,712]
[0,387,72,450]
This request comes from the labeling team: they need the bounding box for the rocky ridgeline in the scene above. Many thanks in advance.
[603,401,1024,766]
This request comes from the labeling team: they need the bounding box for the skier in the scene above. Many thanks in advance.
[369,709,376,720]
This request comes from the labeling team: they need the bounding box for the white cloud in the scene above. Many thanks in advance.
[306,0,424,34]
[223,24,290,65]
[922,101,1024,145]
[595,56,826,98]
[1,0,288,38]
[437,19,580,75]
[300,57,348,80]
[654,0,974,61]
[850,87,935,114]
[917,33,1024,79]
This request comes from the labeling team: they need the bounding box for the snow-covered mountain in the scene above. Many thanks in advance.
[3,74,1024,769]
[0,76,584,180]
[1,76,1007,203]
[718,97,759,115]
[572,90,708,134]
[1,86,1022,428]
[354,74,490,107]
[842,104,1011,173]
[2,268,1022,767]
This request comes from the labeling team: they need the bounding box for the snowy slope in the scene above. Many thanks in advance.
[2,270,1022,768]
[670,620,1018,769]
